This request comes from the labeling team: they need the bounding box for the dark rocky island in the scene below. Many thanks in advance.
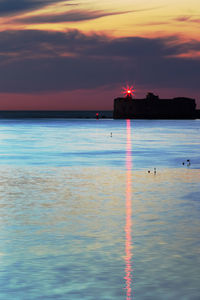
[114,92,200,119]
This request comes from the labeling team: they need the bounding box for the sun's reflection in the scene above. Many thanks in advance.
[124,119,133,299]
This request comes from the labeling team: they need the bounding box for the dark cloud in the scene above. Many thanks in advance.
[15,9,134,23]
[175,16,192,22]
[0,0,67,16]
[12,7,158,24]
[175,16,200,24]
[0,29,200,93]
[0,0,154,20]
[0,30,107,55]
[141,21,170,26]
[0,56,126,92]
[2,30,200,58]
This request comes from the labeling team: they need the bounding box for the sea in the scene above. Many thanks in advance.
[0,116,199,300]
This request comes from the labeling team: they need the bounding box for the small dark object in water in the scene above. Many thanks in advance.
[182,162,185,165]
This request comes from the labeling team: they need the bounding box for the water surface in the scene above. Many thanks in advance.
[0,119,199,299]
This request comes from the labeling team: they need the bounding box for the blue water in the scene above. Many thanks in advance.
[0,119,199,299]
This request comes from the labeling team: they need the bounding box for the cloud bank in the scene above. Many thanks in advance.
[0,29,200,93]
[0,0,67,16]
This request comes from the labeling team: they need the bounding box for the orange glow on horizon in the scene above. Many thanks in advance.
[124,119,133,299]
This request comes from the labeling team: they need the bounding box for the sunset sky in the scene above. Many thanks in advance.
[0,0,200,110]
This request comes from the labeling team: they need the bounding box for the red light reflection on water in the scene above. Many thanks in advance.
[124,119,133,299]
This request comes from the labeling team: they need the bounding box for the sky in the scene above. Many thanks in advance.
[0,0,200,110]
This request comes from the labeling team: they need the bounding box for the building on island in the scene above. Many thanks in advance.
[113,90,199,119]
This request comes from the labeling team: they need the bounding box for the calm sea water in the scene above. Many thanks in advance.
[0,118,199,300]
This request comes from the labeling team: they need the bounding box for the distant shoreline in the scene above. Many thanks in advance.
[0,110,113,119]
[0,110,199,119]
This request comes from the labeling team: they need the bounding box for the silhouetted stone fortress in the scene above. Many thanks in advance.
[113,92,200,119]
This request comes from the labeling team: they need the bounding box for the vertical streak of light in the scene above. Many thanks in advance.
[125,119,133,299]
